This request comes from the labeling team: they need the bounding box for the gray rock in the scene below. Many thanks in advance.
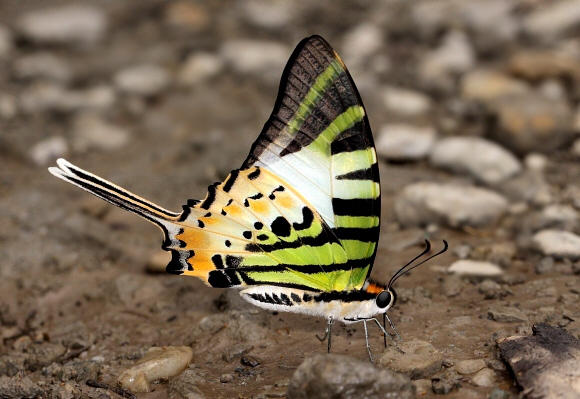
[168,369,206,399]
[287,354,414,399]
[341,23,383,71]
[72,113,130,152]
[394,182,508,228]
[538,205,579,230]
[219,373,235,383]
[375,124,436,161]
[220,40,289,83]
[379,339,443,379]
[222,344,253,363]
[471,368,495,387]
[17,5,107,46]
[29,136,68,167]
[431,369,461,394]
[54,361,101,382]
[419,30,475,93]
[496,170,552,206]
[114,64,170,96]
[490,388,510,399]
[0,375,43,399]
[508,50,580,84]
[523,0,580,44]
[532,230,580,259]
[163,2,209,32]
[454,359,486,375]
[442,275,463,297]
[430,137,521,184]
[0,24,13,57]
[0,354,27,376]
[448,260,504,279]
[0,93,17,119]
[488,306,528,323]
[382,86,432,117]
[460,69,530,102]
[19,83,115,114]
[177,53,223,88]
[488,93,574,155]
[477,279,502,299]
[239,1,296,30]
[46,382,81,399]
[524,153,549,173]
[13,52,72,83]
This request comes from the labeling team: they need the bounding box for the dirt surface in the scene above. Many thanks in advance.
[1,1,580,398]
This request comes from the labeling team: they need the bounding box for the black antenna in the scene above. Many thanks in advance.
[388,240,448,289]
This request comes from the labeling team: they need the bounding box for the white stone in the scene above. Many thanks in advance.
[460,69,529,102]
[0,24,13,57]
[375,124,436,161]
[73,114,130,152]
[429,137,521,184]
[117,346,193,393]
[0,93,17,119]
[177,52,224,87]
[17,5,107,46]
[114,64,170,96]
[220,40,289,83]
[455,359,486,375]
[540,204,579,225]
[14,52,72,83]
[448,260,504,278]
[523,0,580,44]
[395,182,509,228]
[240,0,295,29]
[460,1,519,52]
[19,82,67,114]
[524,153,548,172]
[341,23,383,68]
[19,83,115,113]
[532,229,580,259]
[471,368,495,387]
[382,86,432,117]
[29,136,68,167]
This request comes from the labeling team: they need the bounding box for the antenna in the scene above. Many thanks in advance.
[388,240,448,289]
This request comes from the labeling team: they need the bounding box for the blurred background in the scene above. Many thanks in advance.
[1,1,580,398]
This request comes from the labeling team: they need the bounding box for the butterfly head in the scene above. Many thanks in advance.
[363,280,397,315]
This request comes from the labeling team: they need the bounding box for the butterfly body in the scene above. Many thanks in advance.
[49,36,446,360]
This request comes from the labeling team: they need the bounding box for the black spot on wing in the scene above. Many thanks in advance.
[248,168,261,180]
[292,207,314,231]
[271,217,292,237]
[200,183,218,210]
[332,198,380,217]
[225,255,242,268]
[211,254,224,269]
[222,170,239,192]
[336,163,379,182]
[254,222,263,230]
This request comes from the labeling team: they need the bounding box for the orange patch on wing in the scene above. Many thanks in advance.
[276,195,294,209]
[249,200,268,214]
[176,228,208,249]
[224,204,242,217]
[200,216,219,226]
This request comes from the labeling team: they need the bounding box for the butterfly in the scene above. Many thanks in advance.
[49,35,447,362]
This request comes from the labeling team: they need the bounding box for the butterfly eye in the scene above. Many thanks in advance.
[376,291,392,309]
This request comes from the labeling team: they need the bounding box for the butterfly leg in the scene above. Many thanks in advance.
[371,317,405,354]
[316,316,334,353]
[363,319,374,363]
[385,313,403,341]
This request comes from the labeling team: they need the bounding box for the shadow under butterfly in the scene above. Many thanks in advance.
[49,35,448,362]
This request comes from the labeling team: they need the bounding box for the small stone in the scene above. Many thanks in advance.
[177,53,223,88]
[395,182,508,228]
[460,69,529,102]
[341,23,383,69]
[382,86,432,117]
[442,275,463,298]
[431,369,461,394]
[460,1,519,53]
[488,306,528,323]
[0,93,17,119]
[538,205,579,230]
[117,346,193,393]
[453,244,471,259]
[523,0,580,44]
[448,260,503,279]
[72,113,130,152]
[163,2,209,32]
[0,375,43,399]
[29,136,68,167]
[375,124,436,161]
[508,50,580,83]
[222,344,253,363]
[168,369,205,399]
[412,379,432,396]
[477,279,502,299]
[56,361,101,382]
[219,373,234,383]
[497,171,552,206]
[471,368,495,387]
[0,24,13,57]
[114,64,170,96]
[524,153,549,172]
[17,5,107,46]
[13,52,72,83]
[490,388,510,399]
[488,92,574,155]
[379,339,443,379]
[287,354,414,399]
[532,230,580,259]
[239,1,295,30]
[220,40,289,84]
[241,355,261,368]
[454,359,486,375]
[429,137,521,185]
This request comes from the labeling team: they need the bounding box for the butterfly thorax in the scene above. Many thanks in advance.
[240,283,395,324]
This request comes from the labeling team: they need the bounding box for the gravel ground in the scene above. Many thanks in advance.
[1,1,580,398]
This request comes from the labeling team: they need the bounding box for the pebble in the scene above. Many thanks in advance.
[471,368,495,387]
[532,230,580,259]
[241,355,261,368]
[13,52,72,83]
[394,182,508,228]
[163,2,209,32]
[460,1,519,53]
[341,23,383,72]
[72,113,130,152]
[487,92,574,155]
[222,344,254,363]
[379,339,443,379]
[168,369,206,399]
[477,279,502,299]
[460,69,529,102]
[0,24,12,57]
[442,275,463,298]
[29,136,68,167]
[496,171,552,206]
[413,379,432,396]
[53,361,101,382]
[117,346,193,393]
[524,153,549,172]
[219,373,235,383]
[429,136,521,185]
[375,124,436,161]
[490,388,510,399]
[220,40,289,83]
[240,1,295,30]
[114,64,170,96]
[431,369,461,394]
[488,306,528,323]
[19,83,115,114]
[508,50,580,83]
[382,86,432,117]
[0,94,17,119]
[419,30,475,93]
[177,52,224,88]
[523,0,580,44]
[448,260,503,279]
[538,204,579,230]
[454,359,486,375]
[287,354,414,399]
[17,5,107,46]
[0,375,43,399]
